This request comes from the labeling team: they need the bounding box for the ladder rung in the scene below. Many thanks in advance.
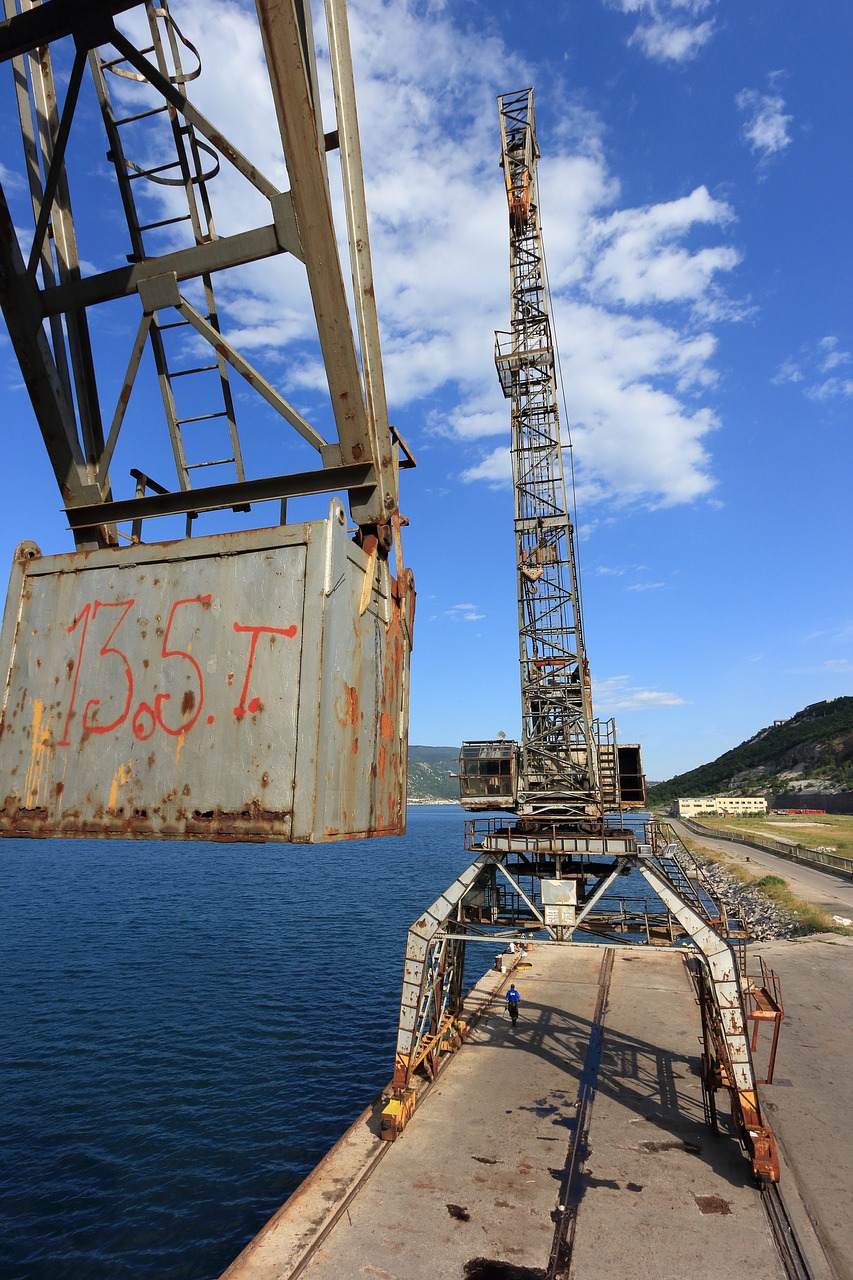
[186,457,236,469]
[155,319,191,331]
[114,105,170,127]
[138,214,192,231]
[170,364,219,378]
[100,45,155,71]
[130,160,183,180]
[176,412,228,425]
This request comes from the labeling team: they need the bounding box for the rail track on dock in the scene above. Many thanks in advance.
[762,1183,820,1280]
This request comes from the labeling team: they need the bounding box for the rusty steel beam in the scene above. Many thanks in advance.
[0,183,95,516]
[64,463,375,530]
[0,0,141,61]
[324,0,395,514]
[255,0,395,528]
[40,212,301,316]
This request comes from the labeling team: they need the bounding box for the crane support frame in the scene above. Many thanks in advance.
[388,829,779,1184]
[0,0,403,545]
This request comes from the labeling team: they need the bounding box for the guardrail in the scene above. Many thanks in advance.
[677,818,853,881]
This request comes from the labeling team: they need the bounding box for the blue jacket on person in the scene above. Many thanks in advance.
[506,985,520,1005]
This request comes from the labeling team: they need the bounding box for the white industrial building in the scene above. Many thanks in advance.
[671,796,768,819]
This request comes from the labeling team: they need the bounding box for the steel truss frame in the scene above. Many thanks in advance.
[389,829,780,1185]
[495,88,598,823]
[0,0,407,551]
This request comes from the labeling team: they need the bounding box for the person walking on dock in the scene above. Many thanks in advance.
[505,984,521,1024]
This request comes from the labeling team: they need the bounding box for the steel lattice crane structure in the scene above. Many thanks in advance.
[458,88,643,828]
[387,89,782,1189]
[495,88,599,826]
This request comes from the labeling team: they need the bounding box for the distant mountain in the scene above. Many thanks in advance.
[407,745,459,803]
[647,696,853,807]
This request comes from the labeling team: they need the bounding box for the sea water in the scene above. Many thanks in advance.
[0,806,659,1279]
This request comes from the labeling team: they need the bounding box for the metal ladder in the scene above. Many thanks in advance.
[89,1,246,527]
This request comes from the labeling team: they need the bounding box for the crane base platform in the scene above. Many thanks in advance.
[478,830,638,854]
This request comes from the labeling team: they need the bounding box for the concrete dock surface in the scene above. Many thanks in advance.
[222,935,853,1280]
[752,933,853,1280]
[222,826,853,1280]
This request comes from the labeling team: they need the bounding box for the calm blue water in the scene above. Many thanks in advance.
[1,806,661,1279]
[1,806,490,1280]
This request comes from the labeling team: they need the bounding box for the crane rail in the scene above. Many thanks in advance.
[762,1183,818,1280]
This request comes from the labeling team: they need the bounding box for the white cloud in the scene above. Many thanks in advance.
[627,581,665,591]
[0,160,25,192]
[806,377,853,403]
[775,338,853,401]
[462,447,511,487]
[818,336,852,373]
[95,0,739,511]
[736,87,793,161]
[594,674,688,712]
[552,303,721,507]
[587,187,739,307]
[772,359,804,386]
[444,603,485,622]
[607,0,717,63]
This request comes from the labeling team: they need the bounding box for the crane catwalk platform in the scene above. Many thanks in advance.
[222,943,808,1280]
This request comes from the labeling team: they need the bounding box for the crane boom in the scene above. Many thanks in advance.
[495,88,600,825]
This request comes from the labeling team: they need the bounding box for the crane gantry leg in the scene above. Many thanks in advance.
[387,824,780,1186]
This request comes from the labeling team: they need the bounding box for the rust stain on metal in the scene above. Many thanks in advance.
[107,762,132,812]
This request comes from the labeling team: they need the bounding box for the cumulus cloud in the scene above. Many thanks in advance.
[607,0,717,63]
[736,86,793,161]
[806,377,853,403]
[462,446,511,487]
[817,336,852,373]
[93,0,740,510]
[587,188,739,307]
[0,160,24,191]
[594,674,687,712]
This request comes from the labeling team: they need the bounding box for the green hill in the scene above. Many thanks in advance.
[647,696,853,807]
[407,745,459,802]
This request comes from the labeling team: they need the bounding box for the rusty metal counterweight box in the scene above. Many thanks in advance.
[0,501,413,843]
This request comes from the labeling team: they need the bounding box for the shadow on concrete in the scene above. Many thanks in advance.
[460,988,753,1193]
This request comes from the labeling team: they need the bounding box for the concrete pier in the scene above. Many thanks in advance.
[222,942,818,1280]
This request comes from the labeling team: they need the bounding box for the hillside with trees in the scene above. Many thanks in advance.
[407,745,459,802]
[647,697,853,808]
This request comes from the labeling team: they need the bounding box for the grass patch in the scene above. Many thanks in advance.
[707,812,853,858]
[749,877,845,935]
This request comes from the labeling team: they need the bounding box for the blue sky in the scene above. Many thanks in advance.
[0,0,850,780]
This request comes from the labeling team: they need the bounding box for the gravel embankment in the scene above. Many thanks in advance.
[668,844,804,941]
